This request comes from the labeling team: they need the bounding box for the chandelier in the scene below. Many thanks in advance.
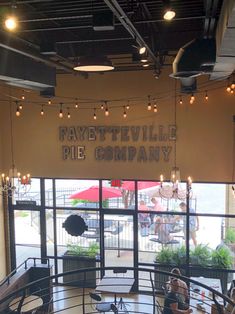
[156,82,193,201]
[0,97,31,197]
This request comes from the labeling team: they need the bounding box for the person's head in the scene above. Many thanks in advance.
[179,202,186,212]
[171,268,181,276]
[170,278,179,292]
[151,197,157,204]
[140,200,145,206]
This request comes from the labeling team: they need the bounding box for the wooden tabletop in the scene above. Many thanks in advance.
[9,295,43,312]
[96,277,135,294]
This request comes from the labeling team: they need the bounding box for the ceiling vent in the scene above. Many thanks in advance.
[171,38,216,92]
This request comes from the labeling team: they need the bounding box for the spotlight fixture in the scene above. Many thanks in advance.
[163,0,176,21]
[139,46,146,55]
[4,15,18,31]
[74,55,114,72]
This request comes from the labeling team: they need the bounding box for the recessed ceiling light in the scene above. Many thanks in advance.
[74,55,114,72]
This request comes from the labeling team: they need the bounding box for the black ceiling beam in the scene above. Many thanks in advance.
[0,30,76,74]
[103,0,160,70]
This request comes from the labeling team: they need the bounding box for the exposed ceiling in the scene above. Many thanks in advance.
[0,0,224,75]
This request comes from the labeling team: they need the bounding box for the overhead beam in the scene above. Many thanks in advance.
[0,30,76,74]
[103,0,160,70]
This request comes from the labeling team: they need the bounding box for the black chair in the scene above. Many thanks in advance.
[89,292,117,313]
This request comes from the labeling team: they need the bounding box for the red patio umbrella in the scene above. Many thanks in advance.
[69,185,122,202]
[121,181,160,191]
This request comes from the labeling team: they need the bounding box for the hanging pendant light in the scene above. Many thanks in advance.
[73,55,114,72]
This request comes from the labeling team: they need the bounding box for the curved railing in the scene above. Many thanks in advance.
[0,266,234,314]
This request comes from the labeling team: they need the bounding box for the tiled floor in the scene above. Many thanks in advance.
[52,286,162,313]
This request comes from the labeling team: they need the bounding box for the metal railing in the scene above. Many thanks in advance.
[0,266,234,314]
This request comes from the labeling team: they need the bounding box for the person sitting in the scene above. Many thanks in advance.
[150,197,166,235]
[170,268,189,305]
[138,200,151,236]
[163,278,193,314]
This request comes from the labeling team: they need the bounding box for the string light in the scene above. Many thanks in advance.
[190,93,195,104]
[205,91,208,101]
[126,101,130,110]
[231,89,234,94]
[147,96,152,111]
[179,96,183,105]
[48,99,52,105]
[21,91,25,100]
[231,82,235,89]
[105,102,109,116]
[123,106,127,118]
[67,107,71,119]
[40,105,44,116]
[93,108,97,120]
[153,104,158,113]
[101,103,104,110]
[59,103,63,118]
[75,98,78,108]
[16,106,20,117]
[19,103,23,110]
[226,81,231,93]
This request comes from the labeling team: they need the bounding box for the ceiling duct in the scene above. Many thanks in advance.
[171,38,216,93]
[210,0,235,80]
[0,46,56,90]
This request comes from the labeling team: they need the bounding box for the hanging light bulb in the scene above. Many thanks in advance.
[153,104,158,113]
[93,108,97,120]
[179,96,183,105]
[143,63,149,67]
[67,107,71,119]
[40,105,44,116]
[231,82,235,89]
[101,103,104,110]
[126,101,130,110]
[205,91,208,101]
[59,103,63,118]
[75,98,78,108]
[15,101,20,116]
[19,103,23,110]
[227,81,231,93]
[21,91,25,100]
[123,106,127,118]
[231,89,234,94]
[147,96,152,111]
[105,102,109,116]
[48,99,52,105]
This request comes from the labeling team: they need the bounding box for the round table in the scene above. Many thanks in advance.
[9,295,43,313]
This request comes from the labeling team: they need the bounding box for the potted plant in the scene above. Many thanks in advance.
[224,227,235,253]
[63,242,100,288]
[154,244,233,293]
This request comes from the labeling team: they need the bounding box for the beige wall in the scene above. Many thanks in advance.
[0,69,234,183]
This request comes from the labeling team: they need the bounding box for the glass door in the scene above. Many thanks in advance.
[103,214,134,276]
[13,209,41,266]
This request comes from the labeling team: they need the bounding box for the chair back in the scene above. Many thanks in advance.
[111,303,118,314]
[89,292,102,302]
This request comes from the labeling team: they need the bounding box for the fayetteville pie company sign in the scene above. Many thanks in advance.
[59,125,176,162]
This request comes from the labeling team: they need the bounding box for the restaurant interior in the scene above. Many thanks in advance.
[0,0,235,313]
